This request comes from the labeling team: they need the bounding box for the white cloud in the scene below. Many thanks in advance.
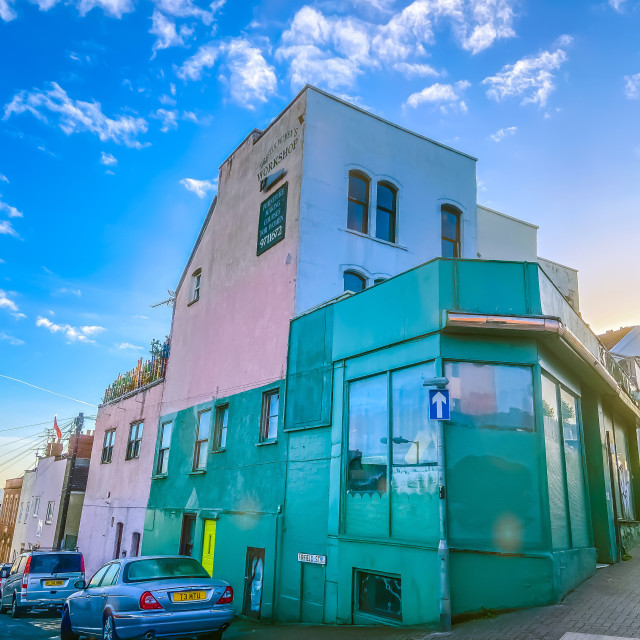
[0,0,17,21]
[180,178,217,198]
[0,220,18,237]
[100,151,118,166]
[0,174,8,183]
[489,125,517,142]
[406,80,470,112]
[0,332,24,346]
[483,45,570,107]
[175,44,218,81]
[75,0,133,18]
[624,73,640,99]
[393,61,439,77]
[36,316,105,343]
[150,10,186,54]
[454,0,516,54]
[221,39,277,108]
[12,312,26,320]
[156,108,179,132]
[153,0,215,24]
[56,287,82,296]
[4,82,149,148]
[0,289,18,312]
[133,314,149,319]
[609,0,626,11]
[0,198,23,218]
[159,94,177,106]
[117,342,144,350]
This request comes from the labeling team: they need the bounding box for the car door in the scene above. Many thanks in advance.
[71,565,109,631]
[1,559,19,606]
[4,556,26,606]
[85,563,121,633]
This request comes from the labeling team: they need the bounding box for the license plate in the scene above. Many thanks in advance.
[44,580,64,587]
[173,590,206,602]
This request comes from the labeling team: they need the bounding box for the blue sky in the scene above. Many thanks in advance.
[0,0,639,483]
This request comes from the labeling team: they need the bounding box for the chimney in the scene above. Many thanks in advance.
[46,439,64,458]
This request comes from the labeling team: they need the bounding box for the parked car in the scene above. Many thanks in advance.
[0,563,11,599]
[61,555,235,640]
[0,550,84,617]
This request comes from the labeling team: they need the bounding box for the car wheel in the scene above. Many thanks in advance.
[11,596,21,618]
[103,613,119,640]
[60,607,79,640]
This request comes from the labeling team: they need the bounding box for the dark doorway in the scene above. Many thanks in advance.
[179,514,196,556]
[243,547,265,619]
[113,522,123,559]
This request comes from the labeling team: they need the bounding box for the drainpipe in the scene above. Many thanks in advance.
[424,375,450,631]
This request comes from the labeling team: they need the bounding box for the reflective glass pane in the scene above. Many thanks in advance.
[376,184,395,212]
[196,443,207,469]
[561,389,589,547]
[344,272,365,293]
[376,209,395,243]
[198,411,211,441]
[441,210,459,240]
[542,375,570,550]
[347,201,366,233]
[442,239,455,258]
[348,374,388,494]
[161,423,172,448]
[137,423,143,440]
[269,393,279,417]
[446,362,535,431]
[267,416,278,439]
[391,364,436,465]
[349,174,368,203]
[357,572,401,621]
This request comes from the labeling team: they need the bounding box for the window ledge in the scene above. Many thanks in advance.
[256,439,277,447]
[124,457,140,462]
[151,474,168,480]
[210,448,226,454]
[341,228,408,251]
[187,297,199,307]
[189,469,207,475]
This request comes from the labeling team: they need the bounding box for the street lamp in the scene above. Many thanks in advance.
[380,436,420,464]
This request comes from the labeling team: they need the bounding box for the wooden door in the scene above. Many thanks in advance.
[201,520,216,576]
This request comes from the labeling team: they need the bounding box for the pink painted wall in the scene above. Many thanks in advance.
[77,381,165,575]
[161,92,307,416]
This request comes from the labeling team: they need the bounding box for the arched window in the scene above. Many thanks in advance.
[344,271,366,293]
[347,172,369,234]
[376,182,397,243]
[441,205,461,258]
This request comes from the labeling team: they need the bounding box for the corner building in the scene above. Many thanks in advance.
[141,86,640,626]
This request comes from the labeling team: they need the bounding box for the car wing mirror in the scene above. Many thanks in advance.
[74,579,87,590]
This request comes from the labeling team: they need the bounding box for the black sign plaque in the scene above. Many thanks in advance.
[257,182,288,256]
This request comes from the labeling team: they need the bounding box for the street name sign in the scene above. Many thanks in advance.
[297,553,326,565]
[429,389,450,421]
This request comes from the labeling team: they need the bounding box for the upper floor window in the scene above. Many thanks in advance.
[193,409,212,470]
[102,429,116,464]
[126,422,144,460]
[344,270,366,294]
[441,205,461,258]
[376,182,397,243]
[33,497,41,517]
[213,404,228,451]
[347,172,369,234]
[45,501,55,524]
[260,390,279,441]
[156,421,172,475]
[191,268,202,304]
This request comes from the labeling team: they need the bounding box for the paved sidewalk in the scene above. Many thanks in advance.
[226,552,640,640]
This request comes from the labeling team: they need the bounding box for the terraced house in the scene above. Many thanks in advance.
[138,86,640,627]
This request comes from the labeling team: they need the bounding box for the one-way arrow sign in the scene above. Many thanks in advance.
[429,389,450,421]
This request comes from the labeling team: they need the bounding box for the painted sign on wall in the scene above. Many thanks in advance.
[257,182,288,256]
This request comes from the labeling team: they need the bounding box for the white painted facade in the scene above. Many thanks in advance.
[537,257,580,312]
[10,469,35,560]
[476,205,538,262]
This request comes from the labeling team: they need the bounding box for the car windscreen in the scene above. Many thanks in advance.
[30,553,83,574]
[123,557,209,583]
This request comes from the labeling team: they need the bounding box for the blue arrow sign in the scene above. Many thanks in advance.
[429,389,450,421]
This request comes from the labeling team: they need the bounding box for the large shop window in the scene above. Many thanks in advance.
[445,362,541,551]
[346,363,438,541]
[542,374,590,549]
[356,571,401,621]
[445,362,535,431]
[347,172,370,234]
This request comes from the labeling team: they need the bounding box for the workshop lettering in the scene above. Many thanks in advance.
[257,128,299,182]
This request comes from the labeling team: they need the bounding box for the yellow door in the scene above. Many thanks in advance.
[201,520,216,576]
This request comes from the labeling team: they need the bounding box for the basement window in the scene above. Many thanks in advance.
[355,570,401,621]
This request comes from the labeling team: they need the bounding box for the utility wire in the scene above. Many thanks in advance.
[0,424,75,474]
[0,416,95,434]
[0,420,73,464]
[0,431,53,465]
[0,374,98,408]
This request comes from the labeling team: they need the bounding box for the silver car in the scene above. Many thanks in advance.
[0,550,84,617]
[61,555,235,640]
